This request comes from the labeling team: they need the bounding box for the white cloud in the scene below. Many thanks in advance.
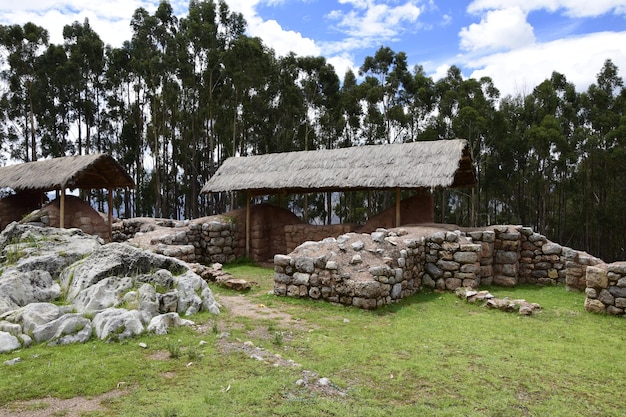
[467,0,626,17]
[329,1,422,40]
[250,19,321,56]
[463,31,626,96]
[327,53,358,79]
[459,7,535,52]
[0,1,184,47]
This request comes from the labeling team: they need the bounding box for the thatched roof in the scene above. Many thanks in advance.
[201,139,476,196]
[0,154,135,192]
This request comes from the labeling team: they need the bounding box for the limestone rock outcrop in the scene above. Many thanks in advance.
[0,223,219,353]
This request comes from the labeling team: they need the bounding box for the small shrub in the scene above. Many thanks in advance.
[272,331,284,346]
[186,347,202,361]
[167,342,181,359]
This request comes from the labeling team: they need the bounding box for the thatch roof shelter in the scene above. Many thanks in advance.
[201,139,475,195]
[202,139,476,257]
[0,154,134,238]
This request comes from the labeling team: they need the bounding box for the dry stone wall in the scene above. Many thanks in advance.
[584,262,626,316]
[274,225,602,309]
[115,217,243,264]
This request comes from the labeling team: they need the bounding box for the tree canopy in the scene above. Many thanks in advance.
[0,0,624,261]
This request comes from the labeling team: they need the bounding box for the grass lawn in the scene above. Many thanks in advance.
[1,263,625,416]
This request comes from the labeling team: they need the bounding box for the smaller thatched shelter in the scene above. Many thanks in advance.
[0,154,134,239]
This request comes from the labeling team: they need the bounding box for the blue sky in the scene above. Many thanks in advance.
[1,0,625,96]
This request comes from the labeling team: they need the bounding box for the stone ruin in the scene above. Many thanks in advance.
[272,224,612,313]
[2,194,621,317]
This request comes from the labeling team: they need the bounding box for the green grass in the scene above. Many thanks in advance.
[1,263,626,416]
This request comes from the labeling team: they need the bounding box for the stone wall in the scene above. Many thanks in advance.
[584,262,626,316]
[274,225,602,309]
[115,217,243,264]
[274,229,426,309]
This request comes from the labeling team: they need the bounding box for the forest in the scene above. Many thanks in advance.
[0,0,624,262]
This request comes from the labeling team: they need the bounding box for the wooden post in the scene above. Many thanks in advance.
[246,190,251,259]
[60,188,66,229]
[108,188,113,242]
[395,188,401,228]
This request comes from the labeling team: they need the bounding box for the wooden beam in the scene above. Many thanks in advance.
[60,188,65,229]
[395,188,401,228]
[108,188,113,242]
[246,190,251,259]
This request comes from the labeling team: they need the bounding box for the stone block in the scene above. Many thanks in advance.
[293,272,310,286]
[294,256,315,273]
[542,242,562,255]
[585,298,606,313]
[274,282,287,296]
[274,273,291,284]
[598,289,615,305]
[445,278,462,290]
[286,285,300,297]
[462,278,479,289]
[480,265,493,278]
[493,275,517,287]
[615,298,626,308]
[454,251,478,264]
[498,263,518,277]
[482,231,495,243]
[608,262,626,275]
[606,306,624,316]
[460,264,481,274]
[437,259,460,271]
[500,240,520,251]
[495,251,519,264]
[353,297,377,309]
[499,232,521,241]
[586,265,608,288]
[609,286,626,298]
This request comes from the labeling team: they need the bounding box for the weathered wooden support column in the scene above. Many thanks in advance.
[395,188,401,227]
[108,188,113,242]
[246,190,251,258]
[60,188,66,229]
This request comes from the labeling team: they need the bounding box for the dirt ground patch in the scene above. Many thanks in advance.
[0,390,124,417]
[217,294,298,325]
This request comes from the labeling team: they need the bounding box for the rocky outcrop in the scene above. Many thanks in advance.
[0,223,220,353]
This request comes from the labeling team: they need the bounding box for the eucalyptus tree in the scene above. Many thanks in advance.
[35,44,73,157]
[0,23,49,161]
[221,34,273,159]
[577,59,626,260]
[359,46,410,144]
[339,69,362,147]
[296,55,342,223]
[63,18,104,155]
[129,2,179,217]
[267,53,307,154]
[102,43,141,216]
[521,72,581,239]
[403,65,435,140]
